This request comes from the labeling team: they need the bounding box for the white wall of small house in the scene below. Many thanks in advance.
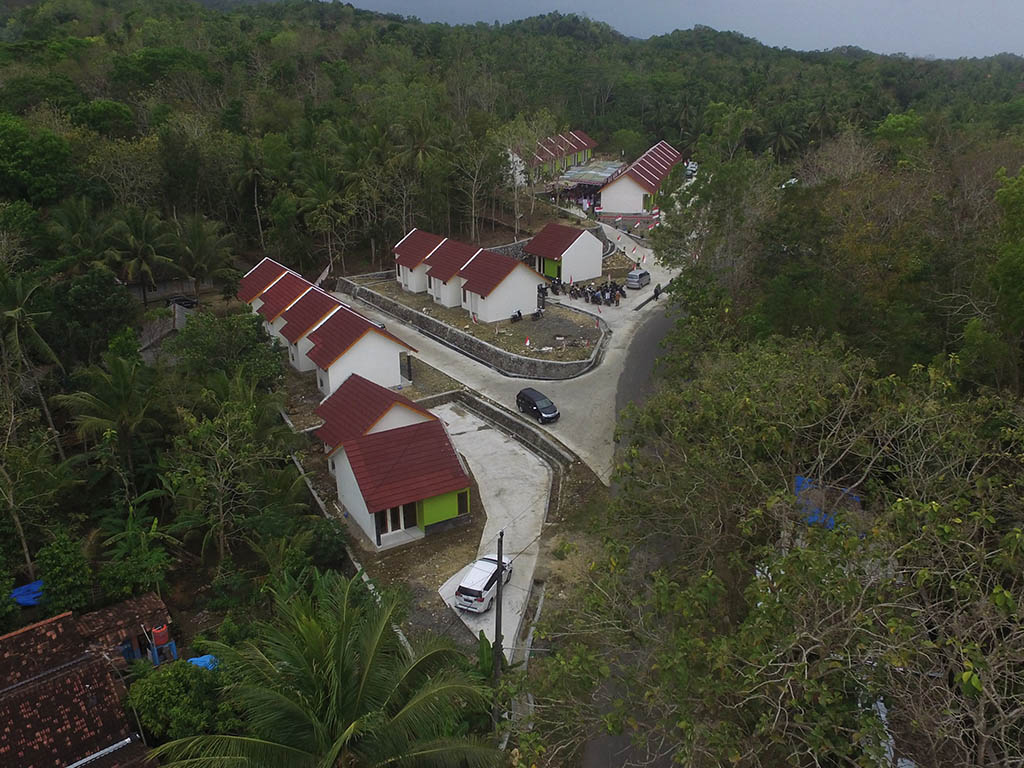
[318,332,404,396]
[397,264,429,293]
[560,231,603,283]
[368,404,432,435]
[471,265,545,323]
[289,307,341,373]
[430,276,462,308]
[334,449,374,543]
[599,175,648,214]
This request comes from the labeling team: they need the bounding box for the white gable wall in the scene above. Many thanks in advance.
[397,263,429,293]
[470,264,545,323]
[333,449,374,543]
[559,231,603,283]
[600,175,647,215]
[318,331,405,396]
[369,404,432,435]
[429,276,462,308]
[288,306,341,373]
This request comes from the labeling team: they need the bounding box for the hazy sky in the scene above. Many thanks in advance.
[352,0,1024,59]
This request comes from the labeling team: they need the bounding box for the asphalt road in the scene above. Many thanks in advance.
[615,302,675,414]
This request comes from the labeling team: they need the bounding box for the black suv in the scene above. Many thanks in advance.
[516,387,559,424]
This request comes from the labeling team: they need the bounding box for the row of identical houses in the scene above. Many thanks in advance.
[238,259,471,551]
[394,221,605,310]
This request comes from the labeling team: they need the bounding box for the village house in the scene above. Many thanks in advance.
[237,256,292,314]
[598,140,683,217]
[0,593,173,768]
[524,222,604,282]
[254,271,313,341]
[458,248,545,323]
[316,375,469,549]
[512,130,597,184]
[278,287,343,372]
[306,304,416,395]
[426,239,481,308]
[394,228,446,293]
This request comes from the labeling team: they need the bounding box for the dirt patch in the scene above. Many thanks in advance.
[402,358,465,401]
[282,364,325,431]
[366,279,603,361]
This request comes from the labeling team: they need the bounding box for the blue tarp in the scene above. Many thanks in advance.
[795,475,861,530]
[11,580,43,606]
[188,655,219,670]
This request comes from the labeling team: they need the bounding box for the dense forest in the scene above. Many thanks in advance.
[2,0,1024,765]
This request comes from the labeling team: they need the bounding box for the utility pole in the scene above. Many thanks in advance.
[492,529,504,726]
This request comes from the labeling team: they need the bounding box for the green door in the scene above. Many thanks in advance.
[542,257,561,279]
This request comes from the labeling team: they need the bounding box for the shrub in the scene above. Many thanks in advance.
[36,532,92,612]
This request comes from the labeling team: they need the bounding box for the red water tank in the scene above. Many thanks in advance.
[152,624,169,646]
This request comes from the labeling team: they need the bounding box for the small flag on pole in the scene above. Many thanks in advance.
[616,234,621,241]
[641,252,647,264]
[472,313,478,324]
[648,223,656,230]
[634,221,641,229]
[525,337,530,347]
[614,216,622,223]
[632,246,637,254]
[569,275,574,285]
[595,316,599,328]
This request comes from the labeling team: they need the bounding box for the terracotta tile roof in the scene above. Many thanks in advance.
[237,258,290,303]
[306,305,415,370]
[394,229,446,269]
[0,612,80,686]
[608,140,683,195]
[0,654,145,768]
[279,288,342,344]
[460,249,538,297]
[255,272,312,321]
[315,373,433,451]
[524,222,587,261]
[529,129,597,167]
[344,420,469,513]
[77,593,171,653]
[424,240,480,283]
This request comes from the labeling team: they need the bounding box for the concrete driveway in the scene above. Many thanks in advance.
[433,402,550,659]
[332,241,672,484]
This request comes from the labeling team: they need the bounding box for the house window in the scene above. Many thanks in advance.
[428,276,432,289]
[457,491,469,516]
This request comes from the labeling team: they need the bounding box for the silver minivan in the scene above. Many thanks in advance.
[454,555,512,613]
[625,269,651,289]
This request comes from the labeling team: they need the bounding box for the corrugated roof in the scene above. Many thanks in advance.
[529,129,597,167]
[280,288,342,344]
[237,258,289,303]
[460,249,531,297]
[306,305,415,370]
[255,272,312,321]
[425,240,480,283]
[523,222,587,261]
[344,420,469,513]
[607,140,683,194]
[394,229,446,270]
[315,373,433,450]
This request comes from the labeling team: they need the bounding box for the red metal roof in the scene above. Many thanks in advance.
[425,240,480,283]
[523,222,587,261]
[344,420,469,513]
[608,140,683,194]
[394,228,446,270]
[256,272,312,321]
[460,249,534,297]
[306,305,415,370]
[237,258,289,303]
[529,129,597,167]
[315,373,433,450]
[279,288,341,344]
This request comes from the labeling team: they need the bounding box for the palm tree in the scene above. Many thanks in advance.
[297,161,351,275]
[762,115,804,160]
[107,208,178,306]
[152,570,499,768]
[48,196,116,277]
[171,213,237,299]
[233,141,267,249]
[0,269,66,460]
[55,355,160,481]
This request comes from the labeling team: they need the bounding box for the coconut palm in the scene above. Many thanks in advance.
[170,213,237,299]
[233,141,267,249]
[0,269,66,460]
[297,161,351,275]
[48,196,116,277]
[152,570,499,768]
[107,208,178,305]
[55,355,160,480]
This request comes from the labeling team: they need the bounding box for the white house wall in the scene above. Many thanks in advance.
[560,232,603,283]
[319,332,404,396]
[600,175,647,214]
[471,265,544,323]
[398,264,429,293]
[368,405,432,434]
[430,277,462,308]
[334,449,374,543]
[288,307,341,373]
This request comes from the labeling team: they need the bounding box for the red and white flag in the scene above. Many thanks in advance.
[525,337,530,347]
[641,252,647,264]
[472,313,478,324]
[594,316,599,328]
[648,222,656,230]
[632,246,637,254]
[569,275,574,285]
[614,216,622,223]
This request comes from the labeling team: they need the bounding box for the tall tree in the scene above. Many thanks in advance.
[107,208,178,306]
[170,213,236,299]
[152,570,499,768]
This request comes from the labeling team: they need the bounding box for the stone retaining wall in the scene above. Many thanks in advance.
[334,277,610,380]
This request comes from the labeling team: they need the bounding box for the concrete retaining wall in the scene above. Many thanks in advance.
[335,277,610,380]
